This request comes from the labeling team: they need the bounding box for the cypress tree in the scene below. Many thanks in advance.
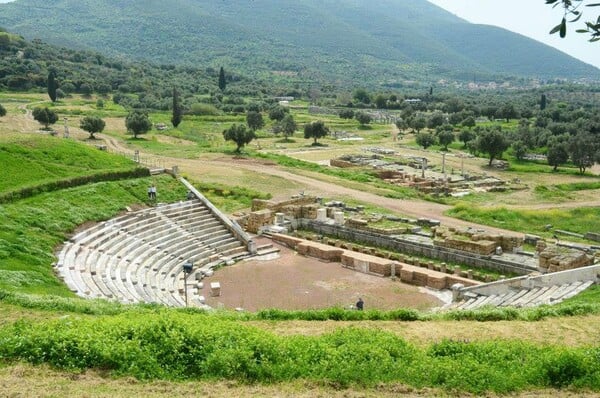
[540,93,547,111]
[47,69,58,102]
[218,66,226,91]
[171,87,183,127]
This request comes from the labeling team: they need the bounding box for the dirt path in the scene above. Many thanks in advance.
[98,134,526,235]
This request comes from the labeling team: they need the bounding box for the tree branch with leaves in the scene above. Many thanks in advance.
[547,0,600,41]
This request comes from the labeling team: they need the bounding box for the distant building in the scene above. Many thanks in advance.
[274,96,294,102]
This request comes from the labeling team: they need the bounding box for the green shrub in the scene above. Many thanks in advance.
[1,313,600,393]
[188,103,221,116]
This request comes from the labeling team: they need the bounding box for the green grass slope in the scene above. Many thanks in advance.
[0,0,597,86]
[0,135,139,194]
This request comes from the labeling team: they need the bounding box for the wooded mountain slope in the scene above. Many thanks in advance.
[0,0,598,86]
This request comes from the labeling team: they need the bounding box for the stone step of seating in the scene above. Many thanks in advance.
[70,213,132,244]
[175,216,221,233]
[164,208,211,223]
[221,246,249,260]
[122,217,176,238]
[511,287,543,307]
[106,256,137,303]
[462,295,489,310]
[490,290,518,306]
[548,283,576,302]
[467,295,495,309]
[156,200,204,216]
[458,297,476,309]
[93,252,120,299]
[170,210,213,224]
[558,281,593,302]
[77,247,112,299]
[255,243,280,256]
[524,286,552,306]
[86,227,124,250]
[499,288,530,307]
[533,284,561,305]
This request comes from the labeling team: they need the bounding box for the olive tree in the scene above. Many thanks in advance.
[125,110,152,139]
[475,126,510,166]
[32,107,58,129]
[304,120,329,145]
[80,116,106,139]
[223,124,256,152]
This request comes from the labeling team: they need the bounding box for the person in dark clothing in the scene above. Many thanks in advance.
[356,297,364,311]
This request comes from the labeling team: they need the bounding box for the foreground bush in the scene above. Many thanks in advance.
[1,313,600,393]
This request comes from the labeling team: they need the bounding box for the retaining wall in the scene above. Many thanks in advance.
[296,219,536,275]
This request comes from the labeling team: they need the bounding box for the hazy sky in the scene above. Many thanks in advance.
[427,0,600,69]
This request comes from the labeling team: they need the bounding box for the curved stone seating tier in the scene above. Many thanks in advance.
[452,281,594,310]
[55,199,249,306]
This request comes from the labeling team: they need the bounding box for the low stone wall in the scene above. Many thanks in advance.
[296,241,344,262]
[272,234,478,290]
[252,196,317,212]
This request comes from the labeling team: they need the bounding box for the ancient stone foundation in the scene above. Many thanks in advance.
[433,226,523,255]
[537,241,594,272]
[272,233,478,290]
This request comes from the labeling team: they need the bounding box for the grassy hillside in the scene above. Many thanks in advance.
[0,0,597,87]
[0,135,139,193]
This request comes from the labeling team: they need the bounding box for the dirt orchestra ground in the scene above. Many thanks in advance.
[203,239,442,312]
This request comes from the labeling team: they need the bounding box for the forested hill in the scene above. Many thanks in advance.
[0,0,598,87]
[0,29,269,109]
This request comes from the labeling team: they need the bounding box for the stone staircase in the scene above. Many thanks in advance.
[55,199,250,306]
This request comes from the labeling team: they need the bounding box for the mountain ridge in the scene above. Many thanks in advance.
[0,0,598,87]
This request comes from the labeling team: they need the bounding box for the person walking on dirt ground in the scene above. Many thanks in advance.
[356,297,364,311]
